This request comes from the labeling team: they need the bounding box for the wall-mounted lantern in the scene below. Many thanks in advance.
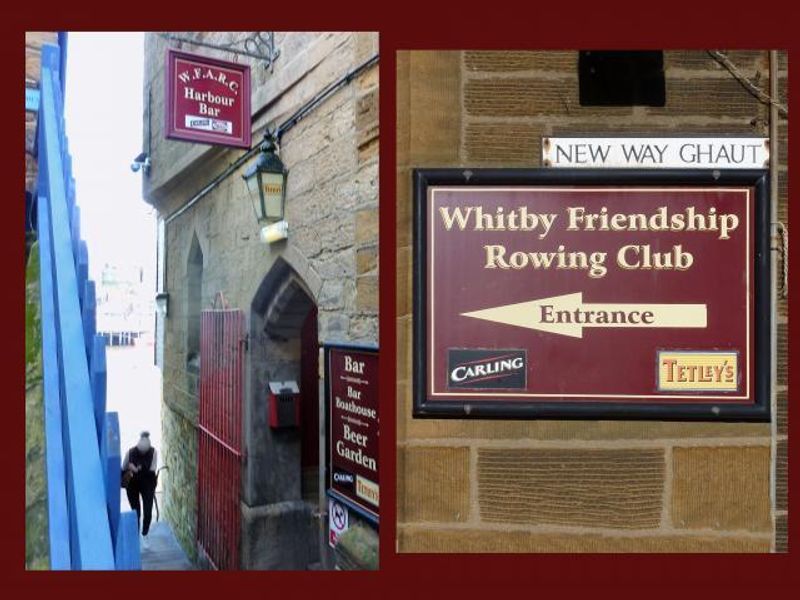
[243,132,288,243]
[155,292,170,318]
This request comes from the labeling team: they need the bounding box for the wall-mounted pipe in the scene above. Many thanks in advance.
[768,48,779,553]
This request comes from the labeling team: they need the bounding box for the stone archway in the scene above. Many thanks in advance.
[240,256,321,570]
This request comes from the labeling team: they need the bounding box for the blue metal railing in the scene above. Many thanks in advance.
[36,42,141,570]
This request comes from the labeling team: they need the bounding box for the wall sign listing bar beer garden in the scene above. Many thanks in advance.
[325,344,379,522]
[165,48,252,148]
[413,169,771,421]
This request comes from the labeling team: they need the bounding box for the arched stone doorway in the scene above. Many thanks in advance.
[241,257,321,569]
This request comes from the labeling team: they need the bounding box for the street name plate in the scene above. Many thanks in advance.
[542,137,769,169]
[413,169,771,420]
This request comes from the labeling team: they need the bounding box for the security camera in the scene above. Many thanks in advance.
[131,152,151,174]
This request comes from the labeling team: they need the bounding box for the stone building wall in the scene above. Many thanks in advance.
[396,50,788,552]
[24,30,59,570]
[25,32,59,261]
[143,32,378,561]
[25,32,57,195]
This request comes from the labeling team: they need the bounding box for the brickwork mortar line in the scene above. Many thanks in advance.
[662,444,673,529]
[400,437,770,449]
[468,444,479,524]
[464,114,763,127]
[459,50,466,165]
[463,69,765,81]
[397,522,773,539]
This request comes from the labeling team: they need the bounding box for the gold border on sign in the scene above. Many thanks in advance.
[427,187,752,402]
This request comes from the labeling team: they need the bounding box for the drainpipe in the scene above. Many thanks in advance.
[768,49,778,553]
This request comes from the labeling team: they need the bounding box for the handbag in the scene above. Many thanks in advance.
[121,469,134,488]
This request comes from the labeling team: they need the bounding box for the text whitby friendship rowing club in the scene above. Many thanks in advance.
[437,204,741,279]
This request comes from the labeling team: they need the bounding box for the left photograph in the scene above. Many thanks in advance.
[25,31,380,571]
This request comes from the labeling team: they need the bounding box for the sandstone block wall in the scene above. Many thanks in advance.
[396,50,788,553]
[143,32,378,560]
[25,32,57,195]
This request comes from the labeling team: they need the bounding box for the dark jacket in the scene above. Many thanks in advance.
[124,446,157,488]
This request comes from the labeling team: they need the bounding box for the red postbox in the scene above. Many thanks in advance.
[268,381,300,428]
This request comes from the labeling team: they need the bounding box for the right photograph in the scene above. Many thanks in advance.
[396,50,788,553]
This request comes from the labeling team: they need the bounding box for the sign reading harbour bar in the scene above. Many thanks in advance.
[413,169,771,421]
[165,49,251,148]
[326,345,379,521]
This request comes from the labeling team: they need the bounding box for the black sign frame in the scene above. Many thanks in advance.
[323,342,380,524]
[412,168,771,422]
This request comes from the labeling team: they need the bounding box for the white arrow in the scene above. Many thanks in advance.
[461,292,707,339]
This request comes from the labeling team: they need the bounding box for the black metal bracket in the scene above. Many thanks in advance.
[159,32,280,71]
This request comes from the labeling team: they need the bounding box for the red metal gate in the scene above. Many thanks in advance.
[198,309,244,570]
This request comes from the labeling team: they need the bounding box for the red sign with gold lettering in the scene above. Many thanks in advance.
[165,49,251,148]
[413,169,771,421]
[326,345,379,521]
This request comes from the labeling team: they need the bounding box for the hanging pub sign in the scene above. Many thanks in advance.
[165,49,251,148]
[413,169,771,420]
[325,344,379,522]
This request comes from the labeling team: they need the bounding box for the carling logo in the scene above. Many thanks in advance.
[333,470,355,489]
[447,349,527,389]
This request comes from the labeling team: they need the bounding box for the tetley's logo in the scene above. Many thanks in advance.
[447,349,527,389]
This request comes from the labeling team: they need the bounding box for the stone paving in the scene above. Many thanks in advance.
[141,517,195,570]
[120,491,194,570]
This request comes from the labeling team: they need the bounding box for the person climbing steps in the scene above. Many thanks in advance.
[122,431,158,548]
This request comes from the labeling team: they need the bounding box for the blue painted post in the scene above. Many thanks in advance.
[101,412,121,545]
[67,177,76,225]
[82,280,96,361]
[90,335,107,445]
[36,117,49,200]
[62,148,70,197]
[70,205,80,265]
[63,151,72,194]
[115,512,141,570]
[60,133,68,189]
[40,45,115,570]
[37,194,71,570]
[77,242,88,309]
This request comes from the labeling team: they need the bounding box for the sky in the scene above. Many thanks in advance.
[63,33,162,449]
[64,32,155,283]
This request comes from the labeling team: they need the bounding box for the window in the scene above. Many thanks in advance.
[579,51,665,107]
[186,234,203,384]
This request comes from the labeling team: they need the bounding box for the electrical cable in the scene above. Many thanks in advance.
[708,50,788,118]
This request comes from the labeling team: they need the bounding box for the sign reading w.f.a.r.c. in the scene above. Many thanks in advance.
[412,169,771,421]
[165,49,251,148]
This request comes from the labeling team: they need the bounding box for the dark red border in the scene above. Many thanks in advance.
[4,3,798,595]
[426,187,754,405]
[164,48,251,149]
